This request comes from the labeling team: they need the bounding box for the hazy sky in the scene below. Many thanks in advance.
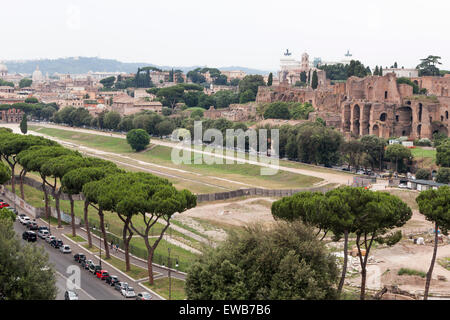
[2,0,449,70]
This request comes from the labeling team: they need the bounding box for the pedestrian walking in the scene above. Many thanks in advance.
[111,241,113,250]
[116,243,119,252]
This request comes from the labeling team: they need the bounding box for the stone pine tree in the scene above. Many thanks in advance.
[416,186,450,300]
[311,70,318,89]
[20,115,27,134]
[353,190,411,300]
[267,73,273,86]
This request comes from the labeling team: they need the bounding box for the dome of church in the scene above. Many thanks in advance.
[32,66,44,82]
[0,61,7,73]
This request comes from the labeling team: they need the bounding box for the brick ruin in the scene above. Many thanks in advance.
[256,73,450,139]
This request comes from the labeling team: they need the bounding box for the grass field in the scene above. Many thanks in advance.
[29,126,322,191]
[143,277,186,300]
[103,255,154,280]
[411,147,436,165]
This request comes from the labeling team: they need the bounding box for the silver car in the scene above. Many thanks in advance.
[60,245,71,254]
[121,286,136,298]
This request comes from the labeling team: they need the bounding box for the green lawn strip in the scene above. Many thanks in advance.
[103,255,152,280]
[29,126,322,189]
[171,219,210,241]
[83,243,99,253]
[143,277,186,300]
[64,234,86,243]
[397,268,427,278]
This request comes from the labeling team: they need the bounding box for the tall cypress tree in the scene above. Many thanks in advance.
[311,71,318,89]
[20,115,27,135]
[379,66,383,76]
[267,73,273,86]
[374,66,379,76]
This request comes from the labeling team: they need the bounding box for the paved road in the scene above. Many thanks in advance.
[14,219,125,300]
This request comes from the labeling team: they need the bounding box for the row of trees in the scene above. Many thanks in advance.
[0,129,196,283]
[261,102,314,120]
[318,60,372,81]
[271,186,411,299]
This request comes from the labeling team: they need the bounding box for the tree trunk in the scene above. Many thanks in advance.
[84,200,92,248]
[19,169,26,200]
[146,242,154,285]
[42,183,49,220]
[55,188,62,228]
[98,209,110,259]
[69,195,76,237]
[122,218,132,271]
[424,222,439,300]
[360,267,367,300]
[10,164,15,194]
[338,230,349,295]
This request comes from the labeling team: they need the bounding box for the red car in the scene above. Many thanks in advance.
[96,270,109,280]
[0,202,10,209]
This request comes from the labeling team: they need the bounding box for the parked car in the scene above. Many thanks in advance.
[38,226,49,232]
[96,270,109,280]
[60,245,71,254]
[38,229,49,239]
[0,202,10,209]
[122,286,136,298]
[18,215,30,225]
[6,207,18,215]
[398,183,409,189]
[105,275,119,286]
[136,292,152,300]
[51,239,64,249]
[115,281,128,292]
[74,253,86,263]
[89,264,101,274]
[64,290,79,300]
[82,259,93,270]
[46,235,56,244]
[22,231,37,242]
[27,222,39,230]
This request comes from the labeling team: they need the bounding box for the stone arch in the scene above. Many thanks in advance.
[418,103,423,122]
[372,124,380,137]
[368,87,374,100]
[379,113,387,122]
[343,104,351,131]
[396,106,412,137]
[352,104,360,136]
[417,124,422,138]
[361,104,372,135]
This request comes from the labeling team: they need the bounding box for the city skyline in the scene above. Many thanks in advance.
[1,0,449,71]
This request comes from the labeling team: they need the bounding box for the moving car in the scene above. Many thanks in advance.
[115,281,128,292]
[121,286,136,298]
[60,245,71,254]
[38,229,49,239]
[64,290,79,300]
[136,292,152,300]
[105,275,119,286]
[96,270,109,280]
[74,253,86,263]
[22,231,37,242]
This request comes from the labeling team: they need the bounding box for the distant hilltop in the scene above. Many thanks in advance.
[3,57,272,75]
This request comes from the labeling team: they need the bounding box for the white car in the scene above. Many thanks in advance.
[60,245,71,254]
[398,184,409,189]
[121,286,136,298]
[19,216,31,225]
[46,235,56,244]
[38,229,49,239]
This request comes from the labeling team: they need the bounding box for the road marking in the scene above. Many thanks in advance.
[55,270,96,300]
